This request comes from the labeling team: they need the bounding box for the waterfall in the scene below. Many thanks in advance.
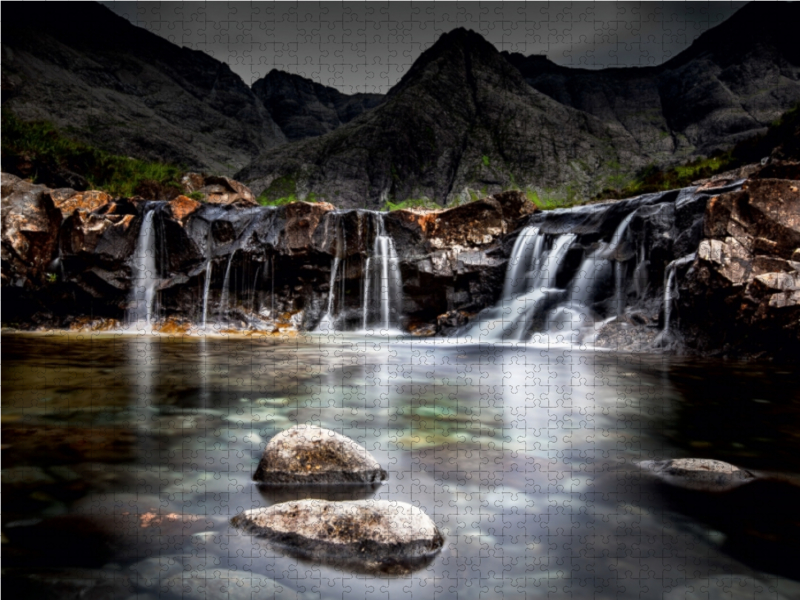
[363,213,403,331]
[201,222,214,329]
[467,230,575,341]
[316,213,348,332]
[127,208,158,329]
[362,257,371,330]
[218,249,236,321]
[601,211,637,316]
[251,264,262,315]
[270,255,275,316]
[317,255,341,332]
[654,253,695,346]
[502,227,546,299]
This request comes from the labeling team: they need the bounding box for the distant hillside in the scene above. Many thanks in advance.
[1,2,286,176]
[238,29,632,209]
[239,2,800,208]
[3,1,799,208]
[252,70,384,142]
[505,2,800,162]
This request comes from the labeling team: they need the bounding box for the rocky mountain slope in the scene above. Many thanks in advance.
[238,29,634,209]
[239,3,800,209]
[252,70,384,142]
[3,2,799,210]
[1,2,287,176]
[505,2,800,165]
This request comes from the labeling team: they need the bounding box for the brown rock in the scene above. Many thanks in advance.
[1,172,61,285]
[195,175,258,206]
[49,189,111,219]
[283,201,336,254]
[167,195,201,225]
[180,172,206,194]
[682,176,800,355]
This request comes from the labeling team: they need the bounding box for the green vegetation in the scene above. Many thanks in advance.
[1,111,184,198]
[525,188,582,211]
[594,102,800,201]
[259,174,297,204]
[256,190,323,206]
[186,191,205,201]
[382,197,441,211]
[257,193,298,207]
[482,155,490,167]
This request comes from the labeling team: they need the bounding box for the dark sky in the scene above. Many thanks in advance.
[102,1,747,94]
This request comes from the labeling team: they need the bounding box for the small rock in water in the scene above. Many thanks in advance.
[637,458,756,492]
[253,424,387,484]
[232,499,444,572]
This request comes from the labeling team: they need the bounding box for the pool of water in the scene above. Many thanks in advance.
[3,332,800,599]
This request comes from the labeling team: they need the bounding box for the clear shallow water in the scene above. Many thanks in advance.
[3,332,800,600]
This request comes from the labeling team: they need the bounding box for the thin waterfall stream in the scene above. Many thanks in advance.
[127,208,159,330]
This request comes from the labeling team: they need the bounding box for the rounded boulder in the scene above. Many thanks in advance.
[232,499,444,571]
[253,425,387,484]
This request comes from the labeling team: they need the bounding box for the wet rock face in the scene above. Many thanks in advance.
[254,425,387,484]
[231,499,444,572]
[681,178,800,356]
[638,458,757,492]
[1,173,62,287]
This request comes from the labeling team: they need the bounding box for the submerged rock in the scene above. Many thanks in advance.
[253,425,387,484]
[231,499,444,571]
[637,458,757,492]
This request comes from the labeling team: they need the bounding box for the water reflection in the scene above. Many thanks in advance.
[2,333,800,600]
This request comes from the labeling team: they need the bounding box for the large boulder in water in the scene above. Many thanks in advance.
[231,499,444,572]
[253,425,387,484]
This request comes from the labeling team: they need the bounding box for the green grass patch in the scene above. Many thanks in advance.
[382,197,441,211]
[1,110,184,198]
[257,193,298,207]
[525,188,582,211]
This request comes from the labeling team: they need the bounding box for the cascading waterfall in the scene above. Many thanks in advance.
[362,213,403,331]
[654,252,696,346]
[201,224,214,329]
[317,255,341,332]
[317,213,347,332]
[218,249,236,321]
[604,211,637,316]
[127,208,159,329]
[466,229,576,341]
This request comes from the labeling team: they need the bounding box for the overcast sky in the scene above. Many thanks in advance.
[102,1,747,94]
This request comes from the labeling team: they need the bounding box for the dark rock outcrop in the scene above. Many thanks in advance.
[252,70,384,141]
[1,173,63,288]
[680,178,800,356]
[1,2,286,175]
